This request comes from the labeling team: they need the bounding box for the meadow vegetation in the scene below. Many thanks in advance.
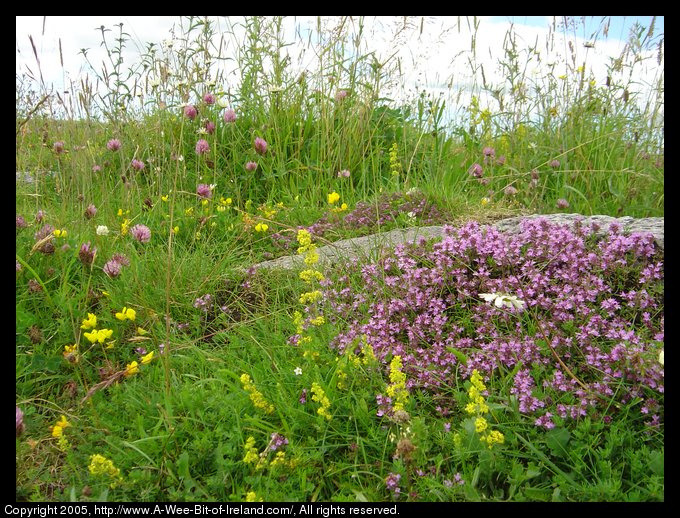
[16,16,663,502]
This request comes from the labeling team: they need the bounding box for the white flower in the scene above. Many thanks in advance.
[96,225,110,236]
[217,96,229,108]
[149,78,161,88]
[294,367,302,376]
[479,292,526,311]
[659,350,664,366]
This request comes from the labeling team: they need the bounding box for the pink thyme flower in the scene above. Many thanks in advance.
[223,108,237,123]
[16,215,27,229]
[549,159,561,168]
[245,161,258,172]
[197,183,213,199]
[254,137,268,155]
[130,224,151,244]
[337,169,351,178]
[482,146,495,158]
[84,204,97,219]
[504,185,518,196]
[107,139,122,151]
[556,198,570,209]
[184,104,198,120]
[92,164,102,172]
[203,93,216,105]
[53,141,66,154]
[35,210,45,223]
[204,120,216,134]
[195,139,210,155]
[469,163,483,178]
[131,159,145,171]
[335,89,348,101]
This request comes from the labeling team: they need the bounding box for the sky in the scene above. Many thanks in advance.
[16,16,664,122]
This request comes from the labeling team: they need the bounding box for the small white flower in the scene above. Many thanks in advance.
[196,127,208,135]
[294,367,303,376]
[479,292,526,311]
[659,350,664,366]
[217,96,229,108]
[149,78,161,88]
[96,225,110,236]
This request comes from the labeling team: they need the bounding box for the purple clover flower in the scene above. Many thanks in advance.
[254,137,268,155]
[195,139,210,155]
[107,139,122,152]
[130,224,151,243]
[184,104,198,120]
[223,108,236,123]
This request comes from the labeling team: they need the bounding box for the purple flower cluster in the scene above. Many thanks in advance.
[78,242,97,266]
[34,224,56,254]
[103,253,130,278]
[385,473,401,498]
[269,433,289,451]
[193,293,213,312]
[318,218,664,425]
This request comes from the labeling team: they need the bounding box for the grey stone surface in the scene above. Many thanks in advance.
[252,214,664,272]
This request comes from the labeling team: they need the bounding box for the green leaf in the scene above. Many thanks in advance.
[545,427,571,458]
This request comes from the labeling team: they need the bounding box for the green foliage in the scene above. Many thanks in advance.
[16,16,663,502]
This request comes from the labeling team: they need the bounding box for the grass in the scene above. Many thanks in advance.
[16,16,663,502]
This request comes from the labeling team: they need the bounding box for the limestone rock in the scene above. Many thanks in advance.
[252,214,664,272]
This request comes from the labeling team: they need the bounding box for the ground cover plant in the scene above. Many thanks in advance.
[16,16,663,502]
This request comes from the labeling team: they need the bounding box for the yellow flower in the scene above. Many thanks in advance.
[115,307,136,321]
[121,218,131,236]
[161,195,169,202]
[84,329,113,344]
[481,197,490,206]
[125,361,139,376]
[81,313,97,330]
[136,327,149,336]
[245,491,261,502]
[51,415,71,438]
[101,291,110,298]
[254,223,269,233]
[88,454,122,487]
[327,192,340,205]
[185,207,194,216]
[475,417,488,433]
[117,208,123,217]
[141,351,154,365]
[53,229,67,238]
[558,74,567,80]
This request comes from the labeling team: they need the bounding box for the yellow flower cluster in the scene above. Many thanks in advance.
[389,142,401,177]
[299,269,324,283]
[115,306,136,321]
[464,370,505,449]
[242,436,266,469]
[254,223,269,233]
[51,415,71,451]
[240,374,274,414]
[385,355,409,412]
[245,491,262,502]
[311,382,332,420]
[88,454,123,488]
[84,328,114,344]
[242,436,296,472]
[299,290,322,305]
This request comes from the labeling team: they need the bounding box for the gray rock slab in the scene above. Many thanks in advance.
[252,214,664,272]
